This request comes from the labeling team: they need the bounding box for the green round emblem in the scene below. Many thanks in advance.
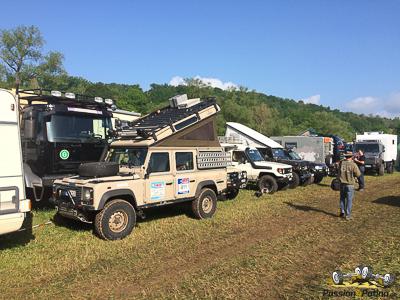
[59,149,70,160]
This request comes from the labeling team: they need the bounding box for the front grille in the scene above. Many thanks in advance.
[55,185,82,204]
[284,168,292,174]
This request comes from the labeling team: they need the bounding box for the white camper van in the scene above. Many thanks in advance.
[0,89,31,235]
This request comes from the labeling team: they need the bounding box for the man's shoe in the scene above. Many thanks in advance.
[358,188,365,192]
[345,216,352,221]
[339,212,345,218]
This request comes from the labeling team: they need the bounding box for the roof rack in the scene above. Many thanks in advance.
[112,96,219,142]
[18,89,115,109]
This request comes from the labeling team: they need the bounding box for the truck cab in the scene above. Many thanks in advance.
[18,89,114,201]
[0,89,31,235]
[355,132,398,175]
[53,95,246,240]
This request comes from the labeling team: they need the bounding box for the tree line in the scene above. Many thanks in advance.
[1,25,399,141]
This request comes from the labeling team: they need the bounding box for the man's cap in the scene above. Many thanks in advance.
[344,151,354,157]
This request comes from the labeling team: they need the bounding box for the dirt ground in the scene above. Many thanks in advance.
[0,173,399,299]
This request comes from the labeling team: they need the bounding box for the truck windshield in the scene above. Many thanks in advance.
[288,151,302,160]
[355,143,379,153]
[272,148,290,159]
[107,148,148,167]
[245,148,264,162]
[46,114,110,142]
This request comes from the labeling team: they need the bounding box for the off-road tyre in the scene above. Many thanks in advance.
[225,188,240,200]
[258,175,278,194]
[378,164,385,176]
[94,199,136,240]
[78,162,119,178]
[289,172,300,189]
[192,188,217,219]
[314,175,324,184]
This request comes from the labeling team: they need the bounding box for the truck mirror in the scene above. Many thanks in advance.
[23,110,37,139]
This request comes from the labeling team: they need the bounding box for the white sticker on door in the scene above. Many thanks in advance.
[150,181,165,200]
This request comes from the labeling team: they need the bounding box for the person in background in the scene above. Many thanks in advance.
[354,149,365,191]
[338,151,361,221]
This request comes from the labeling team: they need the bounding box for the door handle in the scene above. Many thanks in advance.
[166,182,173,185]
[190,180,195,183]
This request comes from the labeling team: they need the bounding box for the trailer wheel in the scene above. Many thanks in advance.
[192,188,217,219]
[378,164,385,176]
[289,172,300,189]
[94,199,136,240]
[258,175,278,194]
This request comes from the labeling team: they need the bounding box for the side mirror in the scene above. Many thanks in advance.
[23,110,37,139]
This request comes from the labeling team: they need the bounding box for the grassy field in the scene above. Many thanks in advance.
[1,173,399,299]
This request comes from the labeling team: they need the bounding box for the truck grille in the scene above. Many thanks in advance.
[284,168,292,174]
[55,185,82,204]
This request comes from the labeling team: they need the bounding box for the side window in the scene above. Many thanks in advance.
[232,151,246,163]
[148,152,170,173]
[175,152,194,171]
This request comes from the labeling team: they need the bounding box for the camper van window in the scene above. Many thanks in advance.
[107,148,148,166]
[245,149,264,162]
[288,151,302,160]
[46,114,110,142]
[355,144,379,153]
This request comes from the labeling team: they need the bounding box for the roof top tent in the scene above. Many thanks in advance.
[17,89,116,202]
[0,89,31,235]
[112,94,222,149]
[225,122,284,149]
[270,135,334,165]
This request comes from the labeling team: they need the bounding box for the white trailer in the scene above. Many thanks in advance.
[355,132,398,174]
[0,89,31,235]
[112,109,141,129]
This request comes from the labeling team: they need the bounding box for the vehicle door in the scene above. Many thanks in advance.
[144,151,175,203]
[174,151,197,199]
[231,151,254,179]
[0,90,24,215]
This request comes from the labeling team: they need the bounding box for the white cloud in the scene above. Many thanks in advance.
[346,93,400,118]
[169,75,238,90]
[302,94,321,105]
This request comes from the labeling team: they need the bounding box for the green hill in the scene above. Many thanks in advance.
[3,75,400,140]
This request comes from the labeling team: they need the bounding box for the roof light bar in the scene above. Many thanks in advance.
[94,97,104,103]
[51,90,62,97]
[105,99,113,105]
[65,92,75,99]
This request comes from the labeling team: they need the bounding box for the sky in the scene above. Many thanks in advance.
[0,0,399,117]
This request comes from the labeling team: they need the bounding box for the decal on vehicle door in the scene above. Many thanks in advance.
[59,149,70,160]
[150,181,165,200]
[177,178,190,194]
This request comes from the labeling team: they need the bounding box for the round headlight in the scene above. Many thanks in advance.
[83,189,92,200]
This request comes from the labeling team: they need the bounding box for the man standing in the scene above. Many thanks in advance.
[354,149,365,191]
[338,152,361,220]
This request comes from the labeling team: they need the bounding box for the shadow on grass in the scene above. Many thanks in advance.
[284,202,338,217]
[0,213,35,250]
[316,183,330,187]
[372,196,400,207]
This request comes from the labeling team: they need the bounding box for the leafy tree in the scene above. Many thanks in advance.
[0,25,64,90]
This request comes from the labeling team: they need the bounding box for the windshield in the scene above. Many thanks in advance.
[271,148,290,159]
[288,151,302,160]
[245,148,264,162]
[355,143,380,153]
[46,114,111,142]
[107,148,148,167]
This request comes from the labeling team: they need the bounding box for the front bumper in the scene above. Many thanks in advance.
[227,171,248,189]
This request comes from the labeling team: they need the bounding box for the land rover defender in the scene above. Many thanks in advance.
[53,95,246,240]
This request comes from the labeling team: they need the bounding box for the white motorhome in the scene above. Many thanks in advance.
[0,89,31,235]
[355,132,398,175]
